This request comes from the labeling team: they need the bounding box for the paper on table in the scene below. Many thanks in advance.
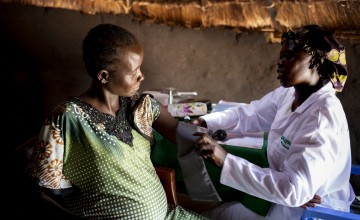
[217,132,264,149]
[210,100,264,148]
[211,100,247,113]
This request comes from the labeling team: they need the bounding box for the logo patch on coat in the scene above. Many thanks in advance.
[280,136,291,150]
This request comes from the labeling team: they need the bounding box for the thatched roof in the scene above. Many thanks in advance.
[2,0,360,39]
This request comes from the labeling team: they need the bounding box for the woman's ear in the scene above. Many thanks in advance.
[97,70,109,84]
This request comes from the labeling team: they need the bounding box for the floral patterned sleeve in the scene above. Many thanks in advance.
[132,94,161,144]
[28,107,72,189]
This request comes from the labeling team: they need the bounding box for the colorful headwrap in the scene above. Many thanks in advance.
[281,25,348,92]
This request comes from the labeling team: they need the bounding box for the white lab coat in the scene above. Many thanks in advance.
[201,82,355,220]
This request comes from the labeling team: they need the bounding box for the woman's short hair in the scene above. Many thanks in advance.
[82,24,139,79]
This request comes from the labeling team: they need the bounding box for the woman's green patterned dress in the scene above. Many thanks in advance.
[28,94,208,220]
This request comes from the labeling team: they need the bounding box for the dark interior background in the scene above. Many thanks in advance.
[1,2,359,216]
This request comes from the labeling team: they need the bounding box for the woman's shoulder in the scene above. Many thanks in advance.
[131,92,161,112]
[305,88,347,128]
[131,92,159,104]
[313,84,344,111]
[130,93,161,144]
[318,95,346,123]
[46,98,83,121]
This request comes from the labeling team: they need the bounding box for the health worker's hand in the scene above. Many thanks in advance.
[300,195,321,209]
[194,132,228,167]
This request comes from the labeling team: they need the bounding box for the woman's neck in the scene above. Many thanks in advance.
[292,82,323,111]
[79,81,120,116]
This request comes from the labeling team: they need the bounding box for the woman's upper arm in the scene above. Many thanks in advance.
[153,105,178,144]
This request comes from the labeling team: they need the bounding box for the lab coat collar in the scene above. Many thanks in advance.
[293,82,336,114]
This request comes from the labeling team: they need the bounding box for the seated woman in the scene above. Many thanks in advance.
[27,23,208,220]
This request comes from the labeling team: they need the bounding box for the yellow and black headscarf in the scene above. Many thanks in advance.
[281,25,348,92]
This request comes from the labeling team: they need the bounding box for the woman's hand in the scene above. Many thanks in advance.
[194,132,228,167]
[300,195,321,209]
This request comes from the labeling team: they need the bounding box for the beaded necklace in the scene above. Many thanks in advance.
[69,96,134,146]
